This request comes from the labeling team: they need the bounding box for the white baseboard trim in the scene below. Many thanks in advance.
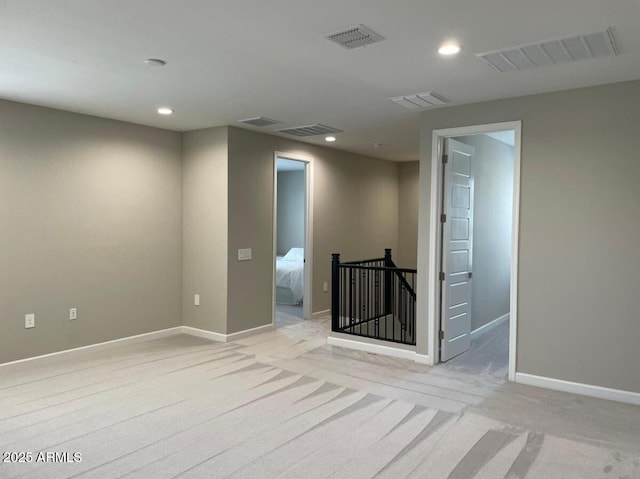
[471,313,509,338]
[312,309,330,320]
[327,335,431,364]
[0,327,183,368]
[181,326,227,343]
[414,353,432,365]
[1,321,278,368]
[515,372,640,406]
[225,324,274,341]
[182,323,274,343]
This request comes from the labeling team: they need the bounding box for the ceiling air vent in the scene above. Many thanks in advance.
[476,27,618,72]
[390,91,449,110]
[324,24,384,50]
[238,117,282,127]
[278,124,343,137]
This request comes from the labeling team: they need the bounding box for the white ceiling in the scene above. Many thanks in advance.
[1,0,639,161]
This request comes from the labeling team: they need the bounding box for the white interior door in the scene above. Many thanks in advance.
[440,138,475,362]
[302,161,311,320]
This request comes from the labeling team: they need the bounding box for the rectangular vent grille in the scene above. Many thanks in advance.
[324,24,384,50]
[390,91,449,110]
[278,124,343,137]
[238,117,282,127]
[476,28,618,72]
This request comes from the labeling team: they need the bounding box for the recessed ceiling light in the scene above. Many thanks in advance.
[438,43,461,56]
[325,136,336,142]
[157,107,174,115]
[144,59,167,67]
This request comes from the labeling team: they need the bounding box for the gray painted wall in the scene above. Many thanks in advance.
[276,171,305,256]
[418,80,640,393]
[182,127,229,334]
[397,161,420,269]
[0,100,183,364]
[456,134,513,332]
[227,126,399,331]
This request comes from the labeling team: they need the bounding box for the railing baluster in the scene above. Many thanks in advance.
[340,267,343,331]
[337,265,340,331]
[349,268,354,327]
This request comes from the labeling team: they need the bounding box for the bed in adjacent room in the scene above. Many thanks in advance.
[276,248,304,305]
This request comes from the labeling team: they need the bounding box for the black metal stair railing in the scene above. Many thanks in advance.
[331,249,416,346]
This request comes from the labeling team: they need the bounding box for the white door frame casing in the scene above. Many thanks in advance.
[424,121,521,381]
[272,152,314,323]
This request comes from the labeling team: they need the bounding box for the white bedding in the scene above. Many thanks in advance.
[276,248,304,304]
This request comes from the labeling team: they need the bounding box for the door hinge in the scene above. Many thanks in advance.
[439,330,445,340]
[442,154,448,164]
[440,213,447,223]
[439,271,445,281]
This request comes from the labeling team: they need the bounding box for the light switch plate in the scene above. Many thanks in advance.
[194,294,200,306]
[25,313,35,329]
[238,248,252,261]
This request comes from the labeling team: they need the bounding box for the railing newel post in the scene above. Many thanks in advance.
[384,248,392,316]
[331,253,340,332]
[384,248,392,266]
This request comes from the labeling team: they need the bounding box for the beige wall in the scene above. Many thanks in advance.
[182,127,229,334]
[227,127,399,330]
[418,80,640,393]
[0,100,407,360]
[0,100,183,363]
[397,161,420,269]
[457,135,513,332]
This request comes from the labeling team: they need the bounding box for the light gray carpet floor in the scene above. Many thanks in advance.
[441,320,509,378]
[1,318,639,478]
[275,304,304,329]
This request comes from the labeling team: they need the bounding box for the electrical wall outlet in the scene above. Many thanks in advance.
[25,313,35,329]
[69,308,77,320]
[323,281,329,293]
[194,294,200,306]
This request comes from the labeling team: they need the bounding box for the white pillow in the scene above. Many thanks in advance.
[282,248,304,262]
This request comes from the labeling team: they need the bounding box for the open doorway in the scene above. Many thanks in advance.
[272,154,313,329]
[427,121,521,381]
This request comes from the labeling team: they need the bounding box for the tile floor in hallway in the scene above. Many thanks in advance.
[1,317,639,478]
